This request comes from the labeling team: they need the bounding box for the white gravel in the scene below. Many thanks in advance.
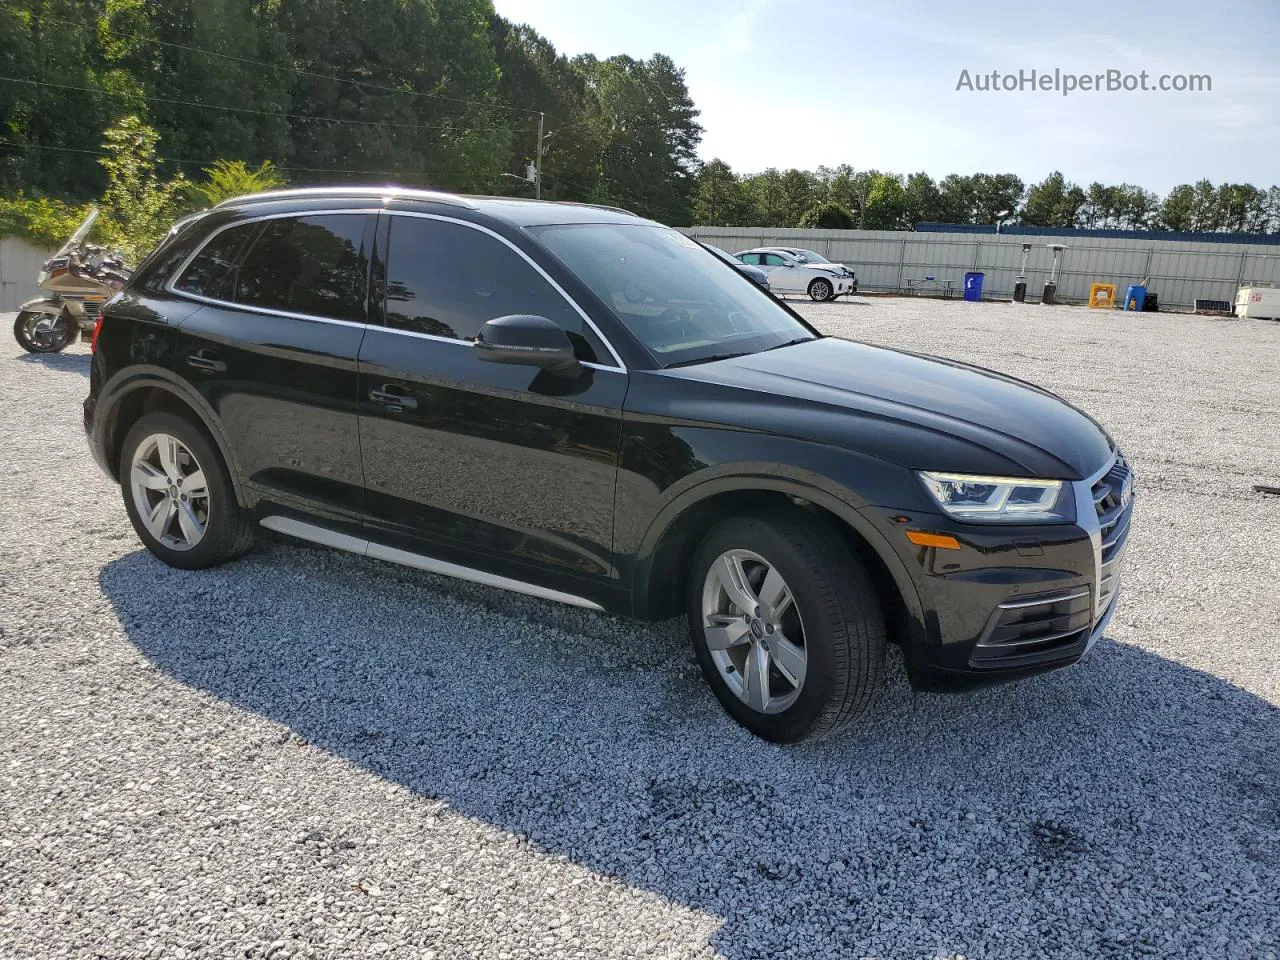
[1,301,1278,960]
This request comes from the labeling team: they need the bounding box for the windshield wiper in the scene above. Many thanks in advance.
[762,336,817,352]
[664,351,751,369]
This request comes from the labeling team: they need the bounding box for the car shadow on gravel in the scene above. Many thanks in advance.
[15,350,90,377]
[99,545,1280,959]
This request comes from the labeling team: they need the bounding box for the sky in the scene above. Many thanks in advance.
[491,0,1280,192]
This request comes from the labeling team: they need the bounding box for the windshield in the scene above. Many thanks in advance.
[532,223,815,367]
[790,249,831,264]
[57,206,99,255]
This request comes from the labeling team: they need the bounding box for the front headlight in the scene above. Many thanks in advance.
[917,471,1071,523]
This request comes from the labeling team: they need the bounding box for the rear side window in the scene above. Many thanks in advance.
[738,253,760,265]
[172,222,256,300]
[382,216,600,362]
[234,215,370,322]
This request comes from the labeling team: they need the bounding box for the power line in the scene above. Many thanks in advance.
[0,138,482,183]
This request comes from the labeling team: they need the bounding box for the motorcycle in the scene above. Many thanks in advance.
[12,207,132,354]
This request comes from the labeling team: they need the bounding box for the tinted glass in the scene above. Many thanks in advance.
[173,222,256,300]
[531,223,814,367]
[738,252,761,265]
[762,253,788,266]
[383,216,598,361]
[235,215,369,322]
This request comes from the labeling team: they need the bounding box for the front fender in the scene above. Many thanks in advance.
[18,297,66,317]
[618,423,928,647]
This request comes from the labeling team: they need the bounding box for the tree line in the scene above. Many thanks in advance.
[2,2,1276,236]
[0,0,702,225]
[694,163,1280,234]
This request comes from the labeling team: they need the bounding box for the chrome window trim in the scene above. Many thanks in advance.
[379,210,625,369]
[163,206,627,370]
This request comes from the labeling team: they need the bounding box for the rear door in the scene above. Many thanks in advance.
[170,212,373,527]
[356,212,627,600]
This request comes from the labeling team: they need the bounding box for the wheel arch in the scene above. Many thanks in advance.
[630,475,925,647]
[95,367,249,507]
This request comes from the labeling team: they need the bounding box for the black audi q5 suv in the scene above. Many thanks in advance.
[85,187,1134,742]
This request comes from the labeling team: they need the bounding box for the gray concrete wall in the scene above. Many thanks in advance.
[0,236,55,312]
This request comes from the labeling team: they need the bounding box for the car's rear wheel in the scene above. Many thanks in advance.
[120,412,254,569]
[807,278,833,302]
[687,510,886,742]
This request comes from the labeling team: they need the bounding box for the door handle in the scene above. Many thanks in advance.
[186,350,226,374]
[369,385,418,411]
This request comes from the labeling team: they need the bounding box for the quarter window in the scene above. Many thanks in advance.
[234,215,370,322]
[172,222,256,300]
[382,216,600,362]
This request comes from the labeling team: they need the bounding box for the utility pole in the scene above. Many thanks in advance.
[535,111,544,200]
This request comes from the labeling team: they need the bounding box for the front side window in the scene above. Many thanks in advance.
[382,216,600,362]
[172,222,257,300]
[234,215,370,322]
[762,253,789,267]
[531,223,815,368]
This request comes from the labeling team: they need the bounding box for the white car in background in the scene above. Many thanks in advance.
[771,248,858,292]
[734,247,856,301]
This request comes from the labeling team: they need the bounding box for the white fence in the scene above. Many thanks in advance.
[0,236,54,312]
[681,226,1280,310]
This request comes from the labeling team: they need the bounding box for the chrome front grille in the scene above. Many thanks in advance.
[1091,453,1134,614]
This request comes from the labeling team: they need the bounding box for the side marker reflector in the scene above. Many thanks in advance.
[906,530,962,550]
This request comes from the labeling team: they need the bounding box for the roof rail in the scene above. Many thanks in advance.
[552,200,641,218]
[215,185,476,209]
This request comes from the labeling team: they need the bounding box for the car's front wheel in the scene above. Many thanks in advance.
[687,510,886,742]
[120,412,254,570]
[807,278,833,302]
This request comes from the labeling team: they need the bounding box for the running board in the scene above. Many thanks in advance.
[259,515,605,612]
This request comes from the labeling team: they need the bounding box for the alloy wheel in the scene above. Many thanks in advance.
[130,433,210,551]
[811,280,831,301]
[22,313,71,351]
[700,548,807,714]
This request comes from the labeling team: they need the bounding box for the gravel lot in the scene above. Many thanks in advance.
[2,299,1278,959]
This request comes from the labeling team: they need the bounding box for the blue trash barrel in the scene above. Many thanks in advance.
[1123,284,1146,311]
[963,272,985,302]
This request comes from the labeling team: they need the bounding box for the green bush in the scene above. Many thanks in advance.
[97,116,192,263]
[0,195,96,248]
[797,201,855,230]
[189,160,286,208]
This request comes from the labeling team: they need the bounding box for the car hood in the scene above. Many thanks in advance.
[670,337,1113,480]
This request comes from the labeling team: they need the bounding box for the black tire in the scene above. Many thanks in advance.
[687,509,886,743]
[14,311,76,353]
[120,411,254,570]
[807,278,833,302]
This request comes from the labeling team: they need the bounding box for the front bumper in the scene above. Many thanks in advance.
[867,454,1134,691]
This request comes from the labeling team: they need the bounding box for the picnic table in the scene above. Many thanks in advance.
[903,277,957,298]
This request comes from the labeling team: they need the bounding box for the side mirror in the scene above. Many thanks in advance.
[474,314,581,376]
